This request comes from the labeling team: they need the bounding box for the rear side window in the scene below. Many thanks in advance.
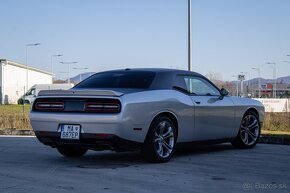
[74,71,156,89]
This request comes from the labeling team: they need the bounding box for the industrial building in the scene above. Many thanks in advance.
[0,59,52,104]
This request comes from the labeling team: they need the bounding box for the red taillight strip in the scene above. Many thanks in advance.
[85,102,120,112]
[35,102,64,111]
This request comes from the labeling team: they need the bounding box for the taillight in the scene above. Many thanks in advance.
[33,98,121,113]
[35,102,64,111]
[85,102,121,113]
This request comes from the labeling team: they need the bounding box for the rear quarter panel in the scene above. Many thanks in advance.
[120,90,195,143]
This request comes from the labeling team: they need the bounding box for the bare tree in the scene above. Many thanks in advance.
[206,72,235,96]
[206,71,223,88]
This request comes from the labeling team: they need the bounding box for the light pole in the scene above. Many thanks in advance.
[51,54,62,79]
[188,0,192,71]
[73,67,88,82]
[26,43,40,92]
[266,62,277,98]
[252,67,261,98]
[60,61,78,84]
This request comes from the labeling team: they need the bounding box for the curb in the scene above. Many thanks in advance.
[0,129,289,145]
[0,129,34,136]
[259,134,290,145]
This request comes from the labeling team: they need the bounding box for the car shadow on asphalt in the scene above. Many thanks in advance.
[175,143,235,156]
[44,150,144,169]
[45,143,237,168]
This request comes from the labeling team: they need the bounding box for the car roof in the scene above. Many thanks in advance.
[102,68,202,76]
[77,68,210,90]
[102,68,205,90]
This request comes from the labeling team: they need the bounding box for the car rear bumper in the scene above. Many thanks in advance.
[30,112,148,143]
[35,131,142,151]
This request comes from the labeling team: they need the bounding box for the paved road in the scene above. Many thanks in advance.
[0,136,289,193]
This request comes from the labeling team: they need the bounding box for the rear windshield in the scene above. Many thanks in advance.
[74,71,156,89]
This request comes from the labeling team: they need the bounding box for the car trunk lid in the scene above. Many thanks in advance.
[38,89,124,97]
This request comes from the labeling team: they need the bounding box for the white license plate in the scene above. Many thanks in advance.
[59,124,81,140]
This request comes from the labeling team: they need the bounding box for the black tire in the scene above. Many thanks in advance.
[18,99,24,105]
[57,146,88,157]
[231,110,260,149]
[142,116,177,163]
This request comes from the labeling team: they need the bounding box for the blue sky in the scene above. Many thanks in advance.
[1,0,290,81]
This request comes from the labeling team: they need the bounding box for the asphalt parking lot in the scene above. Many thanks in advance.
[0,136,289,193]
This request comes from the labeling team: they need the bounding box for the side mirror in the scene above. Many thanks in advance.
[219,88,229,100]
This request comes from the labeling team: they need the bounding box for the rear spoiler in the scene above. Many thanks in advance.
[38,89,123,97]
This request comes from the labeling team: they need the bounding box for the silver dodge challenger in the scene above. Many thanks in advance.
[30,68,265,162]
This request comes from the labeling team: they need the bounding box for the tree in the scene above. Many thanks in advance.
[206,72,235,96]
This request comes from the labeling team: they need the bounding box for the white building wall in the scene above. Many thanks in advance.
[27,68,52,90]
[1,60,52,104]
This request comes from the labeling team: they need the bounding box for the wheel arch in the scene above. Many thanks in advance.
[231,106,261,148]
[147,111,179,139]
[233,107,260,137]
[244,107,259,119]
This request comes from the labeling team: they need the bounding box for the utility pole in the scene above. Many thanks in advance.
[188,0,192,71]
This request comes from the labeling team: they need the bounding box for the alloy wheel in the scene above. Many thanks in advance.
[240,114,260,146]
[154,121,175,158]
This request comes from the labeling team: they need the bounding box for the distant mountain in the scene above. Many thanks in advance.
[277,76,290,84]
[234,75,290,85]
[69,72,96,83]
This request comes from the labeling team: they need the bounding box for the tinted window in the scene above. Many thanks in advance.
[74,71,156,89]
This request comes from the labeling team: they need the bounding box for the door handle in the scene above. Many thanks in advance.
[194,100,201,104]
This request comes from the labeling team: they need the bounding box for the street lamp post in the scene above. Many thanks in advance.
[188,0,192,71]
[73,67,88,82]
[266,62,277,98]
[252,67,261,98]
[60,61,78,84]
[51,54,62,79]
[26,43,40,92]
